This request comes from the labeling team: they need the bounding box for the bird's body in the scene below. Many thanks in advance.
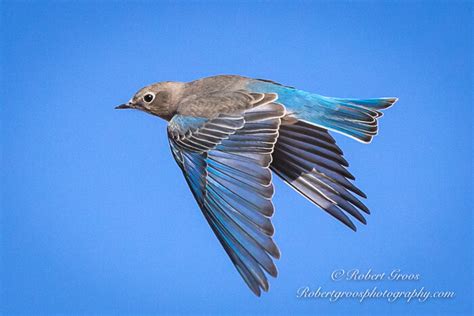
[117,75,397,296]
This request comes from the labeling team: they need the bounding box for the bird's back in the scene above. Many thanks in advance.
[177,75,273,117]
[183,75,250,97]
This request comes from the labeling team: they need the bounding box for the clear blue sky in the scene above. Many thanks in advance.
[1,1,472,315]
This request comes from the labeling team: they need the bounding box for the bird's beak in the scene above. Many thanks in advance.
[115,103,132,109]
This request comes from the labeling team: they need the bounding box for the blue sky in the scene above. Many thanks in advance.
[1,1,472,315]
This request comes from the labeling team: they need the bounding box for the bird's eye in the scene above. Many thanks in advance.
[143,94,154,103]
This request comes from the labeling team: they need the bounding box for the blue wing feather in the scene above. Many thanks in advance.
[168,100,284,296]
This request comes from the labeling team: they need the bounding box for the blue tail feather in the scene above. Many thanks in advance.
[248,81,397,143]
[296,95,397,143]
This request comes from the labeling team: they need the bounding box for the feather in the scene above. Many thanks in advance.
[167,95,284,296]
[271,120,369,230]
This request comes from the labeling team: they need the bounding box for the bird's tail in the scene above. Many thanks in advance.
[268,91,397,229]
[287,92,398,143]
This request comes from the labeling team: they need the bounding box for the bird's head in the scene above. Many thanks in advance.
[116,81,183,121]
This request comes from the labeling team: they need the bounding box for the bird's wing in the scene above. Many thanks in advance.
[271,120,369,231]
[167,93,285,296]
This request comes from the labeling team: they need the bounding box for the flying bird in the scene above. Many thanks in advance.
[116,75,397,296]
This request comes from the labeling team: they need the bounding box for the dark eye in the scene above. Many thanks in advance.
[143,94,154,103]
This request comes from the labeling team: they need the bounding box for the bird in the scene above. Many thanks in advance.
[115,75,397,296]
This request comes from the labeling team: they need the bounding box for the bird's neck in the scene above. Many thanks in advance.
[167,82,186,106]
[156,82,186,121]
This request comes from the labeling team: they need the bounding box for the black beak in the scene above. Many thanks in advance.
[115,103,132,109]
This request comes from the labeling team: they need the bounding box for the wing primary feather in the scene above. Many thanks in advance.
[167,97,284,296]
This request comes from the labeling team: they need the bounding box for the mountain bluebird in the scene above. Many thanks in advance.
[116,75,397,296]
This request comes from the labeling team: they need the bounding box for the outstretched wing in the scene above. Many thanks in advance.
[271,120,369,231]
[168,93,285,296]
